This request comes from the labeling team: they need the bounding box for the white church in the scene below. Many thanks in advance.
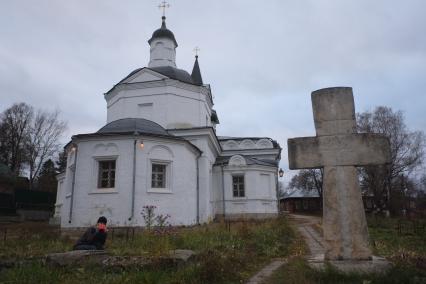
[54,15,282,228]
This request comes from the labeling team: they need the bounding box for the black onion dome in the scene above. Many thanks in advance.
[97,118,170,136]
[148,16,178,47]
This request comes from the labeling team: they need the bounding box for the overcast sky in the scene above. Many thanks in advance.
[1,1,425,181]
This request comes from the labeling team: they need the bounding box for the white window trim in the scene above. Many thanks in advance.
[147,159,173,194]
[91,155,119,194]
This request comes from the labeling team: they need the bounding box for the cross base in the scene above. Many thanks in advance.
[308,254,393,274]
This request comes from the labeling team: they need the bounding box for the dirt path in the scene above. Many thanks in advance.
[287,214,325,259]
[246,258,288,284]
[246,214,324,284]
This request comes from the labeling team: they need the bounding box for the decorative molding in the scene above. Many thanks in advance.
[240,139,256,149]
[221,138,274,150]
[223,140,239,150]
[148,144,174,158]
[256,139,273,149]
[229,155,246,166]
[93,142,118,154]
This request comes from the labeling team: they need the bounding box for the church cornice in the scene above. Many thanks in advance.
[220,148,281,159]
[168,127,222,156]
[104,78,213,107]
[70,132,202,155]
[213,163,278,172]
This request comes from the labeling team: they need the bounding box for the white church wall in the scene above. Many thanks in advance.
[61,136,199,228]
[148,38,176,68]
[211,166,224,217]
[51,172,66,224]
[184,136,219,223]
[222,165,278,218]
[132,141,198,226]
[197,156,211,223]
[106,85,211,129]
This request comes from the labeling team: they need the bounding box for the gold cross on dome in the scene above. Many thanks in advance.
[194,46,200,56]
[158,1,170,17]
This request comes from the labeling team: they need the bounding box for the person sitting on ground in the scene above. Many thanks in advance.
[73,216,108,250]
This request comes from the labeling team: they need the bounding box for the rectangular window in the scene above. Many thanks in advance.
[151,164,166,188]
[98,160,116,188]
[232,175,245,197]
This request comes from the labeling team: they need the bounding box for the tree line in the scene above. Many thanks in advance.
[286,106,426,216]
[0,102,67,191]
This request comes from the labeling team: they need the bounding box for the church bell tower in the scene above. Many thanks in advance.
[148,16,178,68]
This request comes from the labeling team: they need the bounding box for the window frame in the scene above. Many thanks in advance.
[232,175,245,198]
[151,163,167,188]
[91,155,119,193]
[148,159,172,193]
[97,160,116,189]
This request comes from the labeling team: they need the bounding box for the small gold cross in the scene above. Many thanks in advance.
[158,1,170,17]
[193,46,200,57]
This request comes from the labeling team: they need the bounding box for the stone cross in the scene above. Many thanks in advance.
[288,87,390,260]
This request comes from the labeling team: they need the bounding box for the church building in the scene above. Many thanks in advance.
[54,15,281,228]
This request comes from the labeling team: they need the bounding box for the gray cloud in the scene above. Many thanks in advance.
[1,1,425,181]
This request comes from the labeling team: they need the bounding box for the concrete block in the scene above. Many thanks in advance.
[311,87,356,136]
[288,134,390,169]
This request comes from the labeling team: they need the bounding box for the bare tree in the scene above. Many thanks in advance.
[0,103,33,175]
[357,106,425,214]
[278,181,286,198]
[421,174,426,192]
[288,169,323,200]
[26,109,67,190]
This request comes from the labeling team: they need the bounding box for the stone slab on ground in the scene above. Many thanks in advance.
[45,250,109,266]
[167,249,196,264]
[45,249,196,268]
[308,254,393,274]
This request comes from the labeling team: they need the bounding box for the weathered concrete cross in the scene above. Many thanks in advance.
[288,87,390,260]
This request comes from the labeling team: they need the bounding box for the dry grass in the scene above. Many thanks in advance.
[0,216,298,284]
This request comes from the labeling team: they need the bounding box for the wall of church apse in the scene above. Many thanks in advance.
[59,137,200,228]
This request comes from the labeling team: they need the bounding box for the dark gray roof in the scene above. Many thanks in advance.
[106,65,203,94]
[282,189,320,199]
[215,155,278,167]
[191,56,203,85]
[211,109,219,124]
[148,16,178,47]
[148,66,198,85]
[97,118,170,136]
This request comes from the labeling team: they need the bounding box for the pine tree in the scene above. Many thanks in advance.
[56,150,67,173]
[37,159,57,192]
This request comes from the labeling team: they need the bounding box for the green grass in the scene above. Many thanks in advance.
[265,257,426,284]
[265,216,426,284]
[0,216,299,284]
[368,216,426,260]
[0,230,72,259]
